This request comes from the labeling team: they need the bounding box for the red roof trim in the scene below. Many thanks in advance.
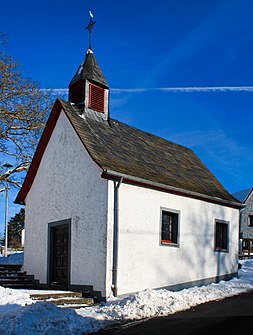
[101,172,242,210]
[14,99,63,204]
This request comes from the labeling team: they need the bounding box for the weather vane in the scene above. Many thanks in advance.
[85,10,96,50]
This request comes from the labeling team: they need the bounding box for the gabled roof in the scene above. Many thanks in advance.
[15,99,241,208]
[69,49,108,88]
[233,188,253,203]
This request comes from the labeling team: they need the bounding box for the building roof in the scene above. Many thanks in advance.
[69,49,108,88]
[15,98,241,208]
[233,188,253,203]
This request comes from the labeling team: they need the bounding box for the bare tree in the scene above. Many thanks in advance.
[0,34,54,187]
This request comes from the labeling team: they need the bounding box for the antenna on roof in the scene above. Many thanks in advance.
[85,10,96,50]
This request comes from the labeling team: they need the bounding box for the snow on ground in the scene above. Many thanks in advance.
[0,254,253,334]
[0,252,24,264]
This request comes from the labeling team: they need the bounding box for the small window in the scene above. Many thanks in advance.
[161,210,179,245]
[69,81,85,104]
[242,239,253,252]
[215,221,228,251]
[248,215,253,227]
[88,83,105,113]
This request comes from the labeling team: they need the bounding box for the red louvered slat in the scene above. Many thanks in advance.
[88,83,105,113]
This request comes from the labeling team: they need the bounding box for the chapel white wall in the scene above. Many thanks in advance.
[24,111,108,295]
[109,183,239,296]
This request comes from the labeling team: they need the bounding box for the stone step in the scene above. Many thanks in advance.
[47,297,94,306]
[0,263,37,289]
[0,265,22,271]
[0,278,23,283]
[0,278,32,284]
[0,263,22,268]
[30,291,83,300]
[2,283,37,289]
[30,291,95,308]
[0,272,25,279]
[60,304,94,309]
[0,271,24,276]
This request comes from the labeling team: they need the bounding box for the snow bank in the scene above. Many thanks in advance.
[0,259,252,334]
[0,286,32,315]
[0,252,24,264]
[0,302,102,335]
[78,260,253,322]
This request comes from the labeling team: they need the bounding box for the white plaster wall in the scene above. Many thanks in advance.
[24,111,108,295]
[109,183,239,296]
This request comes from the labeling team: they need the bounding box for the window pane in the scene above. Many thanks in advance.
[161,211,178,245]
[215,222,228,251]
[172,214,178,244]
[249,215,253,227]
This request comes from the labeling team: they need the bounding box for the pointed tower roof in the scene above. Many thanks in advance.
[69,49,108,89]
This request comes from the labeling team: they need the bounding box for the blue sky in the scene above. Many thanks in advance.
[1,0,253,234]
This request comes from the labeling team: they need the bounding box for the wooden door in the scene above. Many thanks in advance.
[52,225,69,287]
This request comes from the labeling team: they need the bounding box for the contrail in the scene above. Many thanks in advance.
[111,86,253,93]
[44,86,253,95]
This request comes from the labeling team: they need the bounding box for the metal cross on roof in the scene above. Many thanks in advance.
[85,10,96,50]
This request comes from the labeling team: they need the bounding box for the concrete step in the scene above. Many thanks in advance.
[2,283,37,289]
[0,270,23,273]
[0,278,32,284]
[0,273,25,278]
[47,297,94,306]
[0,271,24,276]
[0,276,25,280]
[60,303,96,309]
[0,264,37,289]
[30,292,83,300]
[0,268,22,273]
[30,291,95,308]
[0,264,22,268]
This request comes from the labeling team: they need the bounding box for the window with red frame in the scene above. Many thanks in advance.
[161,210,178,245]
[88,83,105,113]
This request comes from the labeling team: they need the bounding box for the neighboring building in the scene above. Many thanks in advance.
[15,46,242,300]
[13,228,25,247]
[0,237,3,255]
[21,228,25,247]
[233,188,253,255]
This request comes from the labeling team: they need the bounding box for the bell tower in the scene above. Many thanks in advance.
[68,11,109,122]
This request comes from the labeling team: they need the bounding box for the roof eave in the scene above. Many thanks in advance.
[102,169,243,209]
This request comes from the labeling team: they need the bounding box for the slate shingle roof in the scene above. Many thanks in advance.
[15,98,240,206]
[69,50,108,88]
[59,99,238,204]
[233,188,253,203]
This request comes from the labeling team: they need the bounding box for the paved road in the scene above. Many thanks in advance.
[98,290,253,334]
